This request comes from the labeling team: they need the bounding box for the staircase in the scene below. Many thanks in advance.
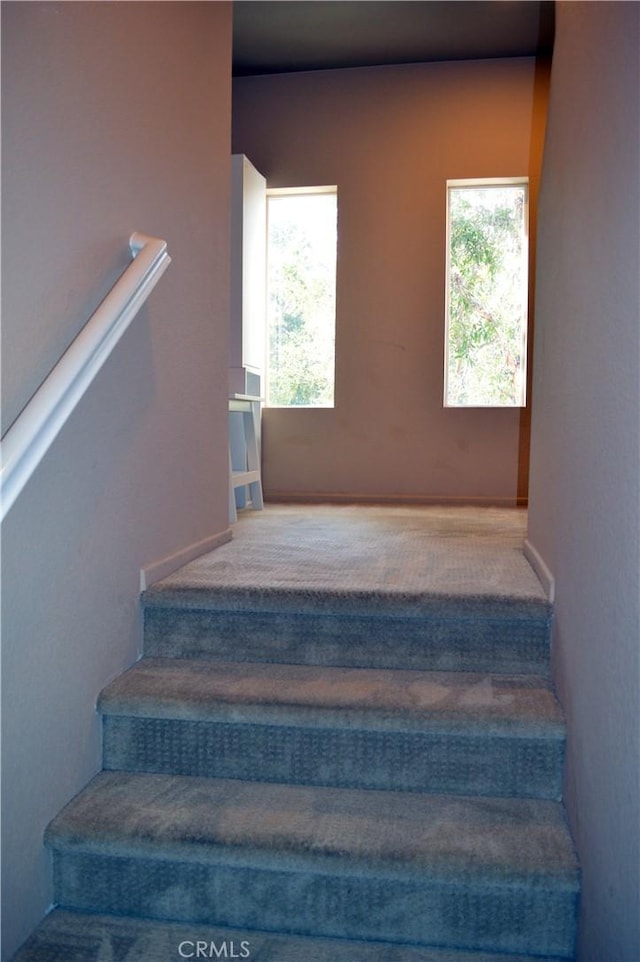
[13,510,579,962]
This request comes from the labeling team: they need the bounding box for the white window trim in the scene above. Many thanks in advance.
[267,185,338,197]
[265,186,338,409]
[444,176,529,409]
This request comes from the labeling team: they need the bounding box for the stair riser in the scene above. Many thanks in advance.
[10,910,575,962]
[52,851,578,959]
[103,716,564,800]
[143,608,550,675]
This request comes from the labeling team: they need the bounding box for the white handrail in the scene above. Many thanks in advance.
[1,232,171,521]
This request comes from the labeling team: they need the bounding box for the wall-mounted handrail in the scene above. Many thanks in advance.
[1,232,171,521]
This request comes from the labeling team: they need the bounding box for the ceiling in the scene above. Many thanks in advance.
[232,1,555,77]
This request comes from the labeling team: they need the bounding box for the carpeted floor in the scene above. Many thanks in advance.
[153,504,546,602]
[142,505,551,675]
[13,909,572,962]
[12,504,578,962]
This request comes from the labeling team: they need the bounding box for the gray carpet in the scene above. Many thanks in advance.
[12,505,579,961]
[143,507,551,676]
[12,910,573,962]
[45,772,578,957]
[100,658,565,798]
[146,505,546,602]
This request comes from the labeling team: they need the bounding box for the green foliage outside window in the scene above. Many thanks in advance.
[446,184,528,407]
[267,192,337,407]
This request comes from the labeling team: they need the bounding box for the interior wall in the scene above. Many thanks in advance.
[1,3,232,956]
[527,3,640,959]
[233,57,547,504]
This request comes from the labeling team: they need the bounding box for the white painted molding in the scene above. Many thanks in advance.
[1,233,171,521]
[524,538,556,603]
[140,527,233,592]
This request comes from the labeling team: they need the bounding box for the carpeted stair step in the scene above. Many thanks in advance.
[100,658,565,799]
[142,588,552,676]
[45,772,579,958]
[11,908,575,962]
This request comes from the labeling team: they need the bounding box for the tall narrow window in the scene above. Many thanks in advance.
[266,187,337,407]
[444,179,529,407]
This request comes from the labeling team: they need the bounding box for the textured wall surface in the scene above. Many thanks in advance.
[528,3,640,959]
[233,58,547,504]
[1,3,232,955]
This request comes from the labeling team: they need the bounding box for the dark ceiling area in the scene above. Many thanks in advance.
[232,1,555,77]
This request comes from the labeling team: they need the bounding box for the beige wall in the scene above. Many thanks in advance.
[1,3,232,955]
[528,3,639,958]
[233,58,548,504]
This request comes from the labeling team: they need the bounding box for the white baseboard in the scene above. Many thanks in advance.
[140,527,232,592]
[523,538,555,603]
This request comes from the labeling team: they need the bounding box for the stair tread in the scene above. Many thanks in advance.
[46,771,579,887]
[99,658,564,737]
[11,909,572,962]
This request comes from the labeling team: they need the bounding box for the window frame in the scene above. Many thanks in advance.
[265,185,338,409]
[444,176,530,409]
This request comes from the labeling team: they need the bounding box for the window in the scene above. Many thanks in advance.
[444,178,529,407]
[266,187,337,407]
